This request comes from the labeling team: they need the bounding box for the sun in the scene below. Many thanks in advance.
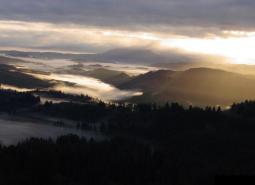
[160,32,255,65]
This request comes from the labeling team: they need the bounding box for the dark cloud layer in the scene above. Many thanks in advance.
[0,0,254,35]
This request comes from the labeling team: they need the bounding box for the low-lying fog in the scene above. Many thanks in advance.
[34,73,143,102]
[0,116,104,145]
[8,57,148,101]
[9,57,156,75]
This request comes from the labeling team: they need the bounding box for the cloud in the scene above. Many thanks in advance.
[0,21,161,52]
[0,0,255,36]
[0,0,255,64]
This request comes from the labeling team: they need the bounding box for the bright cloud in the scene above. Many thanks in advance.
[1,19,255,64]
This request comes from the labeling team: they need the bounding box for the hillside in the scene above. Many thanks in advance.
[0,56,27,64]
[121,68,255,106]
[0,63,53,89]
[85,68,131,85]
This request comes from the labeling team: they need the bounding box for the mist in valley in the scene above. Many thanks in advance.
[2,51,255,107]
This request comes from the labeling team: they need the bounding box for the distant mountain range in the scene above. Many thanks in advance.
[0,48,222,65]
[3,48,255,76]
[0,50,91,60]
[2,52,255,107]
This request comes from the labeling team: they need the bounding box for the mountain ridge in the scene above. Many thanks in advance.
[121,67,255,106]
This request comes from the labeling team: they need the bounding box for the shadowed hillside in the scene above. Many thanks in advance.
[0,56,28,63]
[121,68,255,106]
[0,63,52,89]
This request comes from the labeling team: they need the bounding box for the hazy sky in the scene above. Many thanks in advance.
[1,0,255,63]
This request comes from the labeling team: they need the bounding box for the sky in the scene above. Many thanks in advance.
[1,0,255,64]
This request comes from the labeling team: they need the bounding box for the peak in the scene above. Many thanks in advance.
[185,67,229,73]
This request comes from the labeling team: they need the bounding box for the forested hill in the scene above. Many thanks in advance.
[1,89,255,184]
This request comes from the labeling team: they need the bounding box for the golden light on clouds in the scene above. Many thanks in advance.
[1,20,255,64]
[161,34,255,64]
[0,20,161,49]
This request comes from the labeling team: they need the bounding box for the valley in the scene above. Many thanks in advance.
[1,51,255,107]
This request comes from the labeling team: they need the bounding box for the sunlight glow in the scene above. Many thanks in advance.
[161,33,255,64]
[2,20,255,64]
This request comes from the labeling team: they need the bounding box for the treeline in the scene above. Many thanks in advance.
[34,99,255,141]
[2,89,255,138]
[1,134,255,185]
[36,101,108,122]
[32,97,255,185]
[2,89,255,184]
[0,89,40,113]
[32,90,93,103]
[0,135,164,185]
